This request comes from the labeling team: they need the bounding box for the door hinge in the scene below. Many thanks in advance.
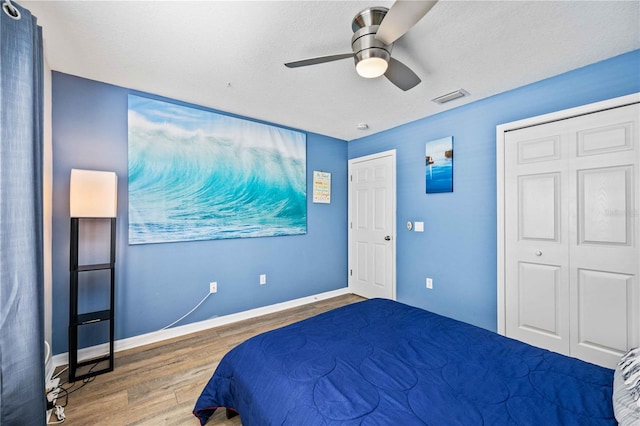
[350,174,353,182]
[350,269,352,276]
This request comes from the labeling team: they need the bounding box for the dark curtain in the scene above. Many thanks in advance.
[0,1,45,424]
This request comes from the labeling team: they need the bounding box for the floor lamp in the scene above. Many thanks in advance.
[68,169,117,381]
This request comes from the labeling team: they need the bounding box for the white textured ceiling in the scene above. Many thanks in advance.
[21,0,640,141]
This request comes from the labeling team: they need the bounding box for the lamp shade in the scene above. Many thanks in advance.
[70,169,118,218]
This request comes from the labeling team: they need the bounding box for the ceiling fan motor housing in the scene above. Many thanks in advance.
[351,7,392,77]
[352,6,388,31]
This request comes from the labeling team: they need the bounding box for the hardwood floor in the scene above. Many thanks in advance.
[51,294,364,425]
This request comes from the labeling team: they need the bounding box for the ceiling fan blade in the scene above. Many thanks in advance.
[376,0,438,45]
[384,57,421,91]
[284,53,353,68]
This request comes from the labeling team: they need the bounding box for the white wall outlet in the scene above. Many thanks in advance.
[426,278,433,289]
[415,221,424,232]
[209,281,217,293]
[260,274,267,285]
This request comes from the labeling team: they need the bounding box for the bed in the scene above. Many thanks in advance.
[193,298,616,425]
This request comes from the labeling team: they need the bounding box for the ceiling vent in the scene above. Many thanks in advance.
[432,89,469,105]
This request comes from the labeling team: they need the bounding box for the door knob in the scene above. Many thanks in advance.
[384,236,391,241]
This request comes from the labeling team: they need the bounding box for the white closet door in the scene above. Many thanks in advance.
[505,121,571,354]
[568,104,639,367]
[504,102,639,368]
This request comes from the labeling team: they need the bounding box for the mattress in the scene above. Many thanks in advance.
[193,298,615,425]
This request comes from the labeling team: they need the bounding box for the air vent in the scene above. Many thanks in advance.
[432,89,469,105]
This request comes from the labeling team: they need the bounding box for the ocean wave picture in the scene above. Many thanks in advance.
[425,136,453,194]
[127,95,307,245]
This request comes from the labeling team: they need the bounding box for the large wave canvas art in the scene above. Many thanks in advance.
[128,95,307,245]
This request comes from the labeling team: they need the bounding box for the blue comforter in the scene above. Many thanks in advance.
[193,298,615,425]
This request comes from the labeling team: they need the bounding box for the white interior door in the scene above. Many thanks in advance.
[568,105,639,367]
[348,150,396,300]
[502,99,639,368]
[504,121,571,355]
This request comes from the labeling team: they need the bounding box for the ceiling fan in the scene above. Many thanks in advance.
[284,0,438,91]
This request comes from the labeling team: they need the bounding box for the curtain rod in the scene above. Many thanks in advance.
[2,0,21,20]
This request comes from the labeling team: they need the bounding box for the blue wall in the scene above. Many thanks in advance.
[348,49,640,332]
[51,73,348,354]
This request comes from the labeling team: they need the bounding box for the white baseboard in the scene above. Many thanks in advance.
[51,287,350,369]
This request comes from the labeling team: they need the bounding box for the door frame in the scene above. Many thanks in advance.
[348,149,397,300]
[496,92,640,335]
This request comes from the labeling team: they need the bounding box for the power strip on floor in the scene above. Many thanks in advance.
[46,377,60,423]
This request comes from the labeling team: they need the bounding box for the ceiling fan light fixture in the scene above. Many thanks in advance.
[355,49,389,78]
[356,57,388,78]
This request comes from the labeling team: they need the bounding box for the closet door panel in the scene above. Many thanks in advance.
[505,122,570,355]
[574,269,632,355]
[578,166,632,246]
[517,262,563,337]
[568,104,640,367]
[518,173,560,241]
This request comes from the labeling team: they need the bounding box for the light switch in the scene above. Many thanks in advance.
[414,221,424,232]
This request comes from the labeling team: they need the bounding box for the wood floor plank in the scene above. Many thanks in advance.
[53,294,364,425]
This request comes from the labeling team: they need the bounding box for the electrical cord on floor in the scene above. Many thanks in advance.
[46,405,66,424]
[46,356,104,425]
[46,388,66,425]
[45,359,101,425]
[57,362,98,408]
[55,405,66,421]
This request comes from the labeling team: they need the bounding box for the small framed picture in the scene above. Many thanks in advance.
[426,136,453,193]
[313,171,331,204]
